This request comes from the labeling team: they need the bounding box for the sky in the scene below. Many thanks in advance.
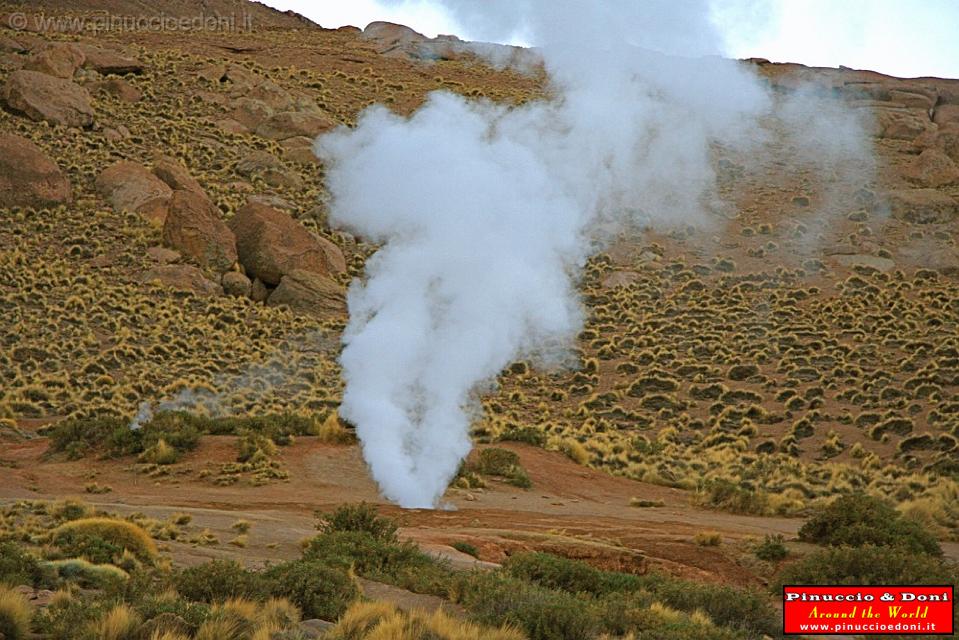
[261,0,959,79]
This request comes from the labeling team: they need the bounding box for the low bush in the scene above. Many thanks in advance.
[0,542,53,587]
[475,448,532,488]
[504,552,629,596]
[453,571,600,640]
[173,559,269,603]
[798,493,942,556]
[497,426,547,447]
[317,502,398,543]
[44,558,129,590]
[51,518,157,563]
[754,534,789,562]
[263,560,357,620]
[303,531,452,596]
[773,545,957,588]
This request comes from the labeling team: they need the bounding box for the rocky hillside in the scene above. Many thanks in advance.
[0,2,957,535]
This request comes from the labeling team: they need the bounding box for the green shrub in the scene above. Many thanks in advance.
[475,448,532,488]
[798,494,942,556]
[452,541,479,558]
[33,595,108,640]
[263,560,358,620]
[497,426,548,447]
[135,592,210,630]
[754,534,789,562]
[504,552,625,596]
[453,571,600,640]
[0,542,53,587]
[303,531,451,597]
[173,559,269,603]
[317,503,398,543]
[774,545,957,588]
[635,573,778,636]
[44,558,129,589]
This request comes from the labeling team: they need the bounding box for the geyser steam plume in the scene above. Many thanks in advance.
[316,1,861,508]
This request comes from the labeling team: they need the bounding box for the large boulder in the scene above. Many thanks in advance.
[96,160,173,226]
[76,44,143,74]
[0,134,72,207]
[93,76,141,103]
[229,201,346,285]
[267,269,346,316]
[882,189,959,224]
[162,190,237,272]
[23,43,85,79]
[2,70,95,127]
[139,264,222,296]
[255,111,336,141]
[904,148,959,188]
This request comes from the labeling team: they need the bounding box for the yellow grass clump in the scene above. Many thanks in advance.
[89,603,140,640]
[0,585,32,640]
[326,601,525,640]
[51,517,158,562]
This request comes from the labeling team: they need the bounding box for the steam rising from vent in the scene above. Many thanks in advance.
[316,1,869,508]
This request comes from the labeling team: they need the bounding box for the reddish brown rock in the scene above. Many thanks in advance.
[229,200,346,285]
[222,271,253,298]
[152,156,207,197]
[904,148,959,188]
[255,111,336,140]
[2,70,94,127]
[162,190,237,272]
[96,160,173,226]
[76,44,144,74]
[24,42,85,79]
[267,269,346,316]
[140,264,222,296]
[870,106,933,141]
[94,76,141,103]
[933,104,959,127]
[0,133,72,208]
[232,98,273,130]
[882,189,959,224]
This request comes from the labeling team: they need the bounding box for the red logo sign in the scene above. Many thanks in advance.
[783,585,954,635]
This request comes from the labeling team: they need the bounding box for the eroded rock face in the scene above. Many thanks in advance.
[267,269,346,316]
[0,134,72,208]
[905,148,959,188]
[882,189,959,224]
[162,190,237,272]
[229,200,346,285]
[3,70,95,127]
[96,160,173,226]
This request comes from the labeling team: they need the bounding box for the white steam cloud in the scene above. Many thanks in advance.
[316,1,869,508]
